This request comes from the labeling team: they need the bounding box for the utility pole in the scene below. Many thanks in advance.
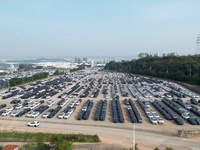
[196,34,200,54]
[133,123,135,150]
[190,68,192,80]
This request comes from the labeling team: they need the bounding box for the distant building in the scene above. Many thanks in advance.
[75,58,82,63]
[66,70,70,74]
[103,59,106,64]
[2,145,18,150]
[154,53,160,57]
[91,60,94,67]
[170,52,178,56]
[163,53,168,57]
[83,57,88,63]
[7,64,18,74]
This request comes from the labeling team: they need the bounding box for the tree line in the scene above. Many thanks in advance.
[105,55,200,85]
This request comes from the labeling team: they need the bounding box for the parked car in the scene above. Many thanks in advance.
[11,110,20,117]
[27,121,40,127]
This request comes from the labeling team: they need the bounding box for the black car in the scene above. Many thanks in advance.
[0,104,6,109]
[174,118,184,125]
[10,99,21,104]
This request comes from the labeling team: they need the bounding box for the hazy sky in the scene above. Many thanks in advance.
[0,0,200,59]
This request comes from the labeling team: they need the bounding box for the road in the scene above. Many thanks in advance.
[0,120,199,150]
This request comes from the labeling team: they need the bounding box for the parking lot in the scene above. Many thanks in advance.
[0,68,200,131]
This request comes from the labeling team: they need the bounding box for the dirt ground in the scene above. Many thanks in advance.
[0,118,200,150]
[0,79,200,150]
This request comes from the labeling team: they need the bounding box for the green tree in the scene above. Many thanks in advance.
[129,143,139,150]
[35,134,50,150]
[25,140,36,150]
[153,147,160,150]
[55,140,72,150]
[135,143,139,150]
[36,136,45,150]
[105,55,200,85]
[50,135,72,150]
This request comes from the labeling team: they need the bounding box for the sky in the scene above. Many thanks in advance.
[0,0,200,59]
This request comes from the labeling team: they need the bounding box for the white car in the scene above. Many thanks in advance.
[63,112,71,119]
[145,109,150,114]
[68,108,75,114]
[27,121,40,127]
[15,104,23,110]
[82,106,87,111]
[149,99,154,103]
[150,109,156,113]
[149,117,158,124]
[42,112,50,118]
[1,110,11,116]
[127,105,132,110]
[6,106,14,111]
[157,117,164,124]
[182,113,190,119]
[11,110,20,117]
[25,100,33,104]
[146,112,153,118]
[69,103,75,108]
[61,94,67,98]
[75,101,80,105]
[26,111,34,117]
[31,112,40,118]
[153,113,159,118]
[58,112,65,119]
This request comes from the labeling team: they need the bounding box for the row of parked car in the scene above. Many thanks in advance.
[80,80,95,98]
[95,100,107,121]
[111,85,119,99]
[151,99,184,125]
[162,98,200,125]
[137,99,164,124]
[77,100,94,120]
[57,99,81,119]
[10,100,45,117]
[90,84,101,98]
[26,105,49,118]
[134,85,152,98]
[145,85,164,98]
[0,74,73,99]
[119,84,129,97]
[126,99,143,123]
[126,84,142,98]
[103,85,109,99]
[112,99,124,123]
[58,83,81,99]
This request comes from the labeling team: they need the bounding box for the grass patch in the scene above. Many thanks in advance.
[0,131,99,143]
